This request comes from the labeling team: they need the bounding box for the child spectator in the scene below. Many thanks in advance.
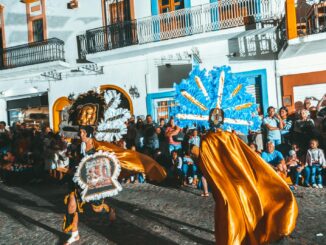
[182,151,198,186]
[286,150,304,188]
[170,150,183,186]
[188,129,200,147]
[304,139,326,188]
[291,142,305,162]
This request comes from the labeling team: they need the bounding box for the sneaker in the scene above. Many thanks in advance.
[312,184,318,188]
[318,184,323,189]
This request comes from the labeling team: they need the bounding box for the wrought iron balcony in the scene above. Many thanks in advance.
[77,20,138,61]
[0,38,65,70]
[137,0,286,44]
[77,0,285,59]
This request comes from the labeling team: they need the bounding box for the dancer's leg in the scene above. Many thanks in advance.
[201,176,209,197]
[63,192,80,244]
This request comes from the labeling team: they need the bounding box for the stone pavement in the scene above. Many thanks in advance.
[0,182,325,245]
[0,182,215,245]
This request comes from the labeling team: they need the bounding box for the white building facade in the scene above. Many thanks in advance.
[0,0,324,130]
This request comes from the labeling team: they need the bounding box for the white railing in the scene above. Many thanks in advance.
[137,0,285,44]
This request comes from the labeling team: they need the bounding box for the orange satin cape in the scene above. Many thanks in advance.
[94,140,166,182]
[199,131,298,245]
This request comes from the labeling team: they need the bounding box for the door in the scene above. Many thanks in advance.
[108,0,134,48]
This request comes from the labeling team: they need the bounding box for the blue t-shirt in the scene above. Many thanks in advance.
[263,117,281,140]
[261,150,284,166]
[183,156,194,165]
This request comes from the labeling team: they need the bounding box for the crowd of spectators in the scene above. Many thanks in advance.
[0,95,326,195]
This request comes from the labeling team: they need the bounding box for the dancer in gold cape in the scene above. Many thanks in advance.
[198,131,298,245]
[63,126,166,244]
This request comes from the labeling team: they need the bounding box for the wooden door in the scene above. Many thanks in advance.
[110,0,125,24]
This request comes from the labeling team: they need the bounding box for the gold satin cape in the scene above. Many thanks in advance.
[94,141,166,182]
[199,132,298,245]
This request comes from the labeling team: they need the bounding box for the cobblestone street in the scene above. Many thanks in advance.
[0,182,325,245]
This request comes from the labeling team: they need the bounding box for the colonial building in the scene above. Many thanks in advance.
[0,0,325,130]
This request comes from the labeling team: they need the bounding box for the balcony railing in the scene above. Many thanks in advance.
[78,0,285,58]
[137,0,286,44]
[77,20,138,60]
[0,38,65,70]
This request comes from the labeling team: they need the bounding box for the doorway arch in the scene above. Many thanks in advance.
[52,96,71,132]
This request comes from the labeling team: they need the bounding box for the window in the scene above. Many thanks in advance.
[159,0,184,13]
[158,64,192,89]
[153,98,177,122]
[22,0,47,43]
[32,19,44,42]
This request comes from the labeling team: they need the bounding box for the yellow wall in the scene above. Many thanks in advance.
[52,97,71,132]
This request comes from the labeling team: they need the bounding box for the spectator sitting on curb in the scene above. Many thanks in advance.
[286,150,304,189]
[261,141,287,179]
[182,149,198,187]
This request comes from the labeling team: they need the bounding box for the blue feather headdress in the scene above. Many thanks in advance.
[170,66,261,135]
